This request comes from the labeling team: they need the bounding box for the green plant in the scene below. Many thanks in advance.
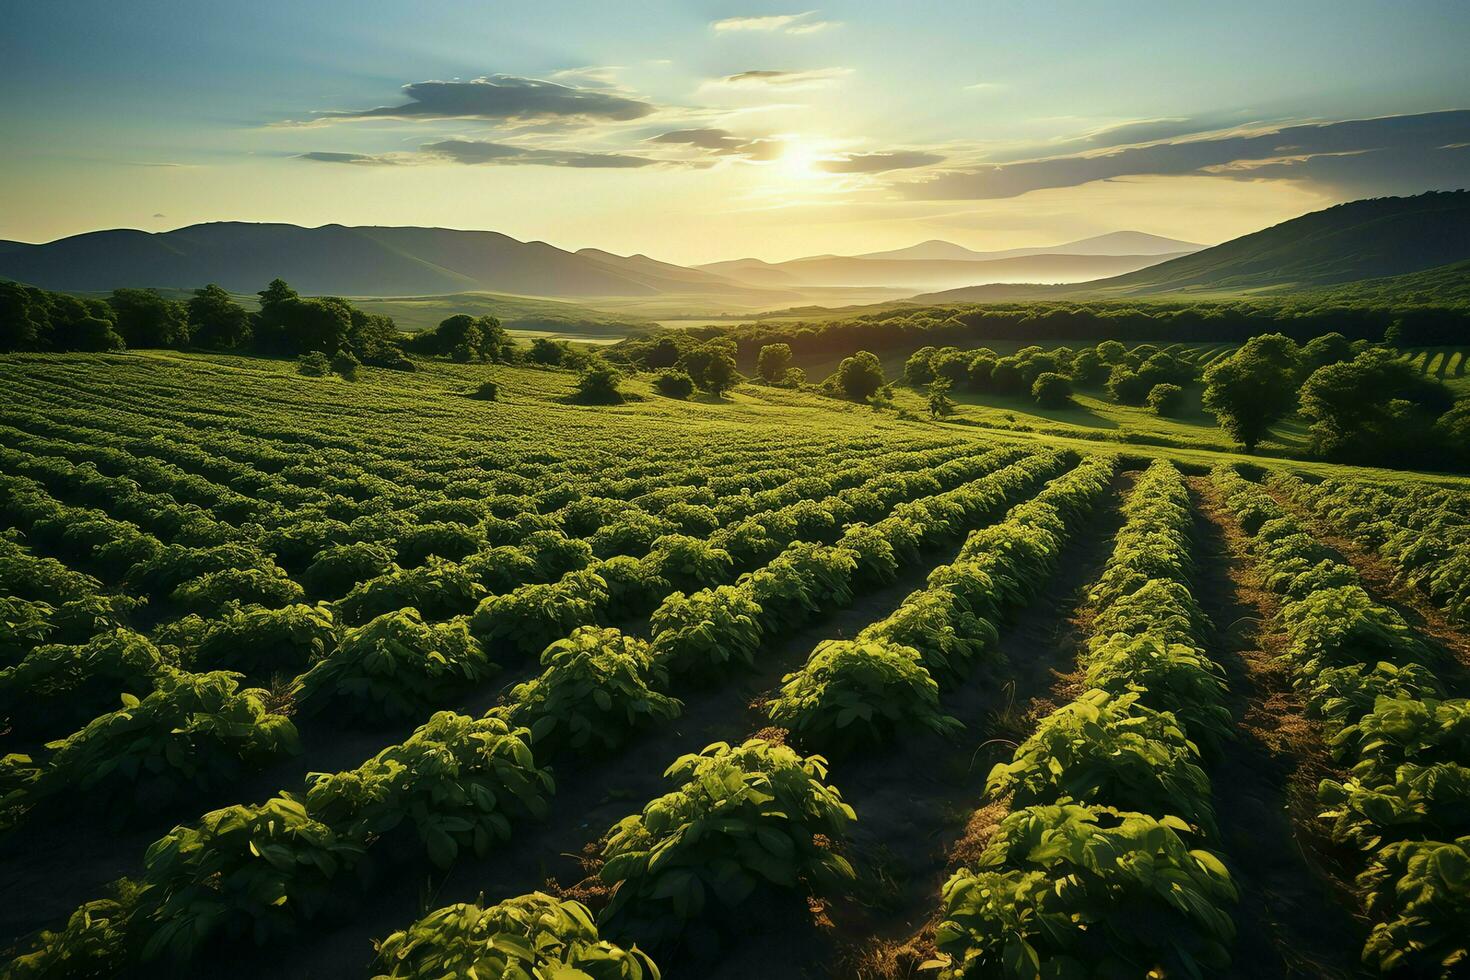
[930,803,1236,979]
[469,569,609,657]
[373,891,660,979]
[766,639,960,751]
[0,629,174,738]
[986,690,1217,837]
[305,711,552,868]
[22,669,297,821]
[1358,835,1470,975]
[599,739,856,947]
[168,601,336,677]
[137,795,366,961]
[649,585,765,679]
[297,610,494,724]
[508,627,681,754]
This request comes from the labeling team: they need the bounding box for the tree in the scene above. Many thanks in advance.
[258,278,299,310]
[1105,365,1149,405]
[280,298,352,354]
[1070,348,1108,387]
[1301,332,1353,372]
[967,354,998,391]
[642,335,682,369]
[574,360,624,404]
[187,284,251,349]
[529,337,575,366]
[653,369,695,399]
[470,380,499,401]
[931,348,972,386]
[1147,383,1185,417]
[1201,346,1300,452]
[1031,372,1072,408]
[904,346,938,386]
[989,357,1025,395]
[108,288,189,348]
[1299,349,1453,463]
[1096,340,1127,364]
[297,351,331,376]
[330,349,361,380]
[927,377,955,418]
[835,350,885,401]
[681,341,738,396]
[756,343,792,383]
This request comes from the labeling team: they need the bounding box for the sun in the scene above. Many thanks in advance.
[774,141,824,181]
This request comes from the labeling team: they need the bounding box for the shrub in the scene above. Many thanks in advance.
[1031,371,1072,408]
[469,380,499,401]
[931,803,1236,979]
[24,670,298,819]
[599,738,856,946]
[296,351,331,376]
[986,689,1217,836]
[174,601,336,676]
[373,892,659,980]
[574,362,624,404]
[303,541,397,599]
[305,711,552,867]
[766,639,960,751]
[297,610,494,724]
[508,627,681,755]
[649,585,764,678]
[330,350,360,380]
[653,369,695,399]
[469,569,609,657]
[1147,382,1185,416]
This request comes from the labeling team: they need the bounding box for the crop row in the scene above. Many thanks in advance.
[1269,473,1470,626]
[765,455,1118,752]
[5,448,1066,975]
[932,460,1238,978]
[1211,465,1469,975]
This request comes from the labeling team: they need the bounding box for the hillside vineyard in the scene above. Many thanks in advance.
[1,353,1468,978]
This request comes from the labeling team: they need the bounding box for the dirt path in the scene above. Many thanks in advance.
[1189,478,1369,979]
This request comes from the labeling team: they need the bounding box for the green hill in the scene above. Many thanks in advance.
[913,191,1470,303]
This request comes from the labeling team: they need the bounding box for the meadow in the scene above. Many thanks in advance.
[1,348,1468,978]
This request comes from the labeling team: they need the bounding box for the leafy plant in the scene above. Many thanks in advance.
[335,557,487,626]
[469,568,609,658]
[648,585,764,679]
[508,627,682,755]
[986,690,1217,837]
[373,891,660,979]
[767,639,960,751]
[930,803,1236,980]
[165,601,336,677]
[297,610,494,724]
[0,628,174,738]
[305,711,552,868]
[599,738,856,948]
[1359,836,1470,976]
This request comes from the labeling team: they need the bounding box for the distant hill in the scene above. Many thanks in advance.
[0,222,772,300]
[912,191,1470,303]
[1301,258,1470,307]
[851,230,1201,262]
[696,249,1189,291]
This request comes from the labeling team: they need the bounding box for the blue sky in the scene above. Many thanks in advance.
[3,1,1468,262]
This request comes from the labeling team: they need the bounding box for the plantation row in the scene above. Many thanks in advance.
[932,461,1237,977]
[4,448,1087,975]
[0,445,1042,841]
[1269,473,1470,627]
[1211,466,1469,975]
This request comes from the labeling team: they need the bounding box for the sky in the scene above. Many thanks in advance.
[2,1,1468,264]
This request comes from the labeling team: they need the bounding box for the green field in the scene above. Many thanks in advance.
[1,350,1468,979]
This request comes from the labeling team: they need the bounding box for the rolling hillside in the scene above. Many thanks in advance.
[0,223,774,300]
[912,191,1470,302]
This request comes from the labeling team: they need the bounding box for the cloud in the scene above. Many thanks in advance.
[901,110,1470,200]
[299,141,657,169]
[645,128,787,162]
[422,139,655,168]
[816,150,945,173]
[711,11,838,34]
[306,74,656,125]
[298,151,402,166]
[963,82,1006,93]
[708,68,851,90]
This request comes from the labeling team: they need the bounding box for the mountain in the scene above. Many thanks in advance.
[696,250,1189,291]
[851,231,1201,262]
[910,191,1470,303]
[0,222,769,299]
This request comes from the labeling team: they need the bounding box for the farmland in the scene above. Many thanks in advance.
[1,350,1469,979]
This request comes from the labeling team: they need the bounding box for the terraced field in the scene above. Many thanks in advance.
[2,352,1468,979]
